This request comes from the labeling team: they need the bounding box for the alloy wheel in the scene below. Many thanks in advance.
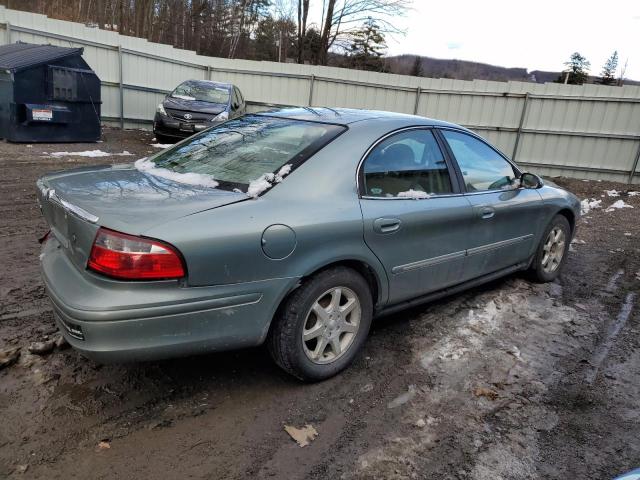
[302,287,361,364]
[541,226,566,273]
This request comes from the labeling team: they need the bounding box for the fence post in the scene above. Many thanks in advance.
[308,74,315,106]
[511,92,530,161]
[5,21,10,44]
[629,141,640,184]
[117,45,124,130]
[413,86,422,115]
[206,65,212,80]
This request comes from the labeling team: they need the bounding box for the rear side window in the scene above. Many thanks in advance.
[441,130,517,192]
[148,115,345,190]
[363,129,453,197]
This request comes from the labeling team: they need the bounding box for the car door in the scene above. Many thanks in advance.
[359,128,475,304]
[438,129,544,280]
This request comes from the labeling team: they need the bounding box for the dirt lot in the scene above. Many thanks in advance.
[1,128,639,479]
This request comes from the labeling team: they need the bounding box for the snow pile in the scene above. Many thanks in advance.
[605,199,634,212]
[605,189,620,197]
[628,191,639,197]
[50,150,133,158]
[134,157,219,188]
[150,143,173,149]
[397,189,432,200]
[246,164,293,198]
[580,198,602,215]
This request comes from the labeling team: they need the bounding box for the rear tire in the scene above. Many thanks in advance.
[528,214,571,283]
[268,267,373,382]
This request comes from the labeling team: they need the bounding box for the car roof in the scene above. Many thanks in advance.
[256,107,464,129]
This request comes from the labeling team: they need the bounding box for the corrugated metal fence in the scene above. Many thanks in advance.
[1,6,639,184]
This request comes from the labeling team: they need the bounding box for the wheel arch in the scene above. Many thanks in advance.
[556,208,576,234]
[261,258,385,345]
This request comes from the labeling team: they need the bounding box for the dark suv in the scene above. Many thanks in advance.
[153,80,246,142]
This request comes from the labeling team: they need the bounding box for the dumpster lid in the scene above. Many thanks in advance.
[0,42,84,72]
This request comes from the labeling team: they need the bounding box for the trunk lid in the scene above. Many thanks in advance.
[37,164,247,270]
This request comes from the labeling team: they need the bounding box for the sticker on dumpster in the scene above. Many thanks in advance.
[32,109,53,121]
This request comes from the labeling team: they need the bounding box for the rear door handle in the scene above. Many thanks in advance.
[373,217,401,234]
[478,206,495,219]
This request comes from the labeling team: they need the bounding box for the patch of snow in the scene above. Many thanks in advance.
[247,173,274,197]
[628,191,639,197]
[580,198,602,215]
[50,150,133,158]
[624,232,632,237]
[172,94,196,101]
[150,143,173,149]
[397,189,432,200]
[605,189,619,197]
[134,157,218,188]
[275,164,292,182]
[387,385,417,409]
[571,238,586,245]
[246,164,293,197]
[605,199,634,212]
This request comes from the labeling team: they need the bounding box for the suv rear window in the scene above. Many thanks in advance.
[148,115,345,191]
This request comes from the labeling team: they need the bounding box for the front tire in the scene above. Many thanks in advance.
[529,214,571,282]
[268,267,373,381]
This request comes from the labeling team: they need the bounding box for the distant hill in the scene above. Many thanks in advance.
[383,55,639,85]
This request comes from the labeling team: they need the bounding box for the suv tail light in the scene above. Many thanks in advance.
[88,228,185,280]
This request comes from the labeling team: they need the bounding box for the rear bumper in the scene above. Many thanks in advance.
[153,113,214,139]
[40,237,297,363]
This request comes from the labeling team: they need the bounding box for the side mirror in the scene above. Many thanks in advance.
[520,172,543,189]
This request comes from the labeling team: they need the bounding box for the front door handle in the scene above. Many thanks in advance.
[478,206,495,219]
[373,217,401,234]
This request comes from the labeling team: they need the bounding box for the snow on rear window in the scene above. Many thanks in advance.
[146,116,344,192]
[135,157,219,188]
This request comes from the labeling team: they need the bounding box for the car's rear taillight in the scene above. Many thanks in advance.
[88,228,185,280]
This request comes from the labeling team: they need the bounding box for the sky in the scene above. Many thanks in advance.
[379,0,640,79]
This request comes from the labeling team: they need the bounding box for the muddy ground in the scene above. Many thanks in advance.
[0,128,639,479]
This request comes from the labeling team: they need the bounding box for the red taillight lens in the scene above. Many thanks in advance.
[88,228,185,280]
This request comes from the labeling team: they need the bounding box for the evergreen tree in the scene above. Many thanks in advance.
[562,52,591,85]
[600,51,618,86]
[348,17,387,72]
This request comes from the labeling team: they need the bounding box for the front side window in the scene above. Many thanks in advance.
[441,130,517,192]
[171,81,230,105]
[146,115,345,191]
[363,129,453,198]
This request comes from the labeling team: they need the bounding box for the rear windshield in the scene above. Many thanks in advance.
[148,115,345,191]
[171,81,230,104]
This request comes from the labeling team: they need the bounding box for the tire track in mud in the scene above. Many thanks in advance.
[340,279,592,479]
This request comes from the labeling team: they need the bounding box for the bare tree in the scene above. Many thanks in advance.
[318,0,410,65]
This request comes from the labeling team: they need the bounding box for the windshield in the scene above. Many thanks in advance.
[147,115,346,191]
[171,81,231,104]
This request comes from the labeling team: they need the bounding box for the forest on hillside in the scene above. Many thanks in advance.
[6,0,631,84]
